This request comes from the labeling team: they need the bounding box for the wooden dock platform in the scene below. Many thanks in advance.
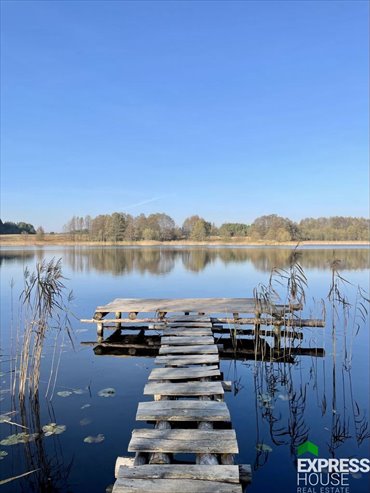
[112,315,251,493]
[81,297,326,491]
[81,297,323,345]
[81,297,325,362]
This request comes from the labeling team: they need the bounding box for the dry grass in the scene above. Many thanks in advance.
[1,234,368,247]
[17,259,74,400]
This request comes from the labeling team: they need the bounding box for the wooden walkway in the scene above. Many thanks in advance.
[112,315,251,493]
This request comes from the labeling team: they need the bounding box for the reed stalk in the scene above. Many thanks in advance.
[17,258,73,401]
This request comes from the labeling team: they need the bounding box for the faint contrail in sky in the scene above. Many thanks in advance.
[123,194,175,210]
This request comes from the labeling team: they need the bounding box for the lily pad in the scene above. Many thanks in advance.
[73,389,87,395]
[42,423,66,437]
[0,450,8,460]
[79,418,92,426]
[57,391,73,398]
[0,432,38,446]
[98,388,116,398]
[81,404,91,410]
[84,434,105,444]
[256,443,272,452]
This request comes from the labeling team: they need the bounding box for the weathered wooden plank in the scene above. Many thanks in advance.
[167,323,213,328]
[167,316,212,322]
[136,400,230,421]
[117,464,239,482]
[115,457,135,477]
[162,329,213,337]
[113,477,242,493]
[161,336,215,346]
[128,429,238,454]
[81,316,324,328]
[159,345,218,355]
[149,366,220,381]
[155,354,219,366]
[96,297,261,314]
[144,381,224,396]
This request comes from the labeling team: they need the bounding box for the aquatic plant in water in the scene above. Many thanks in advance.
[42,423,66,436]
[57,390,73,397]
[84,434,105,444]
[98,387,116,397]
[0,432,39,446]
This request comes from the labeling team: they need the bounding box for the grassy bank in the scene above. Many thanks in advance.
[0,234,369,247]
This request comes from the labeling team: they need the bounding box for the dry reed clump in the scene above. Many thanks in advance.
[17,258,74,401]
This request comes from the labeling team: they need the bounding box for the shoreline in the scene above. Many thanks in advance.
[0,235,369,248]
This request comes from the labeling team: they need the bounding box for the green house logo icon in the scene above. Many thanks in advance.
[297,440,319,457]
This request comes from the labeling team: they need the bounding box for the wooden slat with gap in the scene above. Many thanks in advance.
[155,354,219,366]
[161,336,215,346]
[112,477,242,493]
[136,400,230,421]
[117,464,239,482]
[149,366,220,381]
[144,381,224,396]
[159,345,218,355]
[128,429,238,454]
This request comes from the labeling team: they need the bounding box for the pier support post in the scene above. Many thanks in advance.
[97,322,104,343]
[115,312,121,330]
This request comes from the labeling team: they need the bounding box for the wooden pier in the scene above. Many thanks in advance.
[81,297,325,362]
[81,298,325,492]
[112,314,251,493]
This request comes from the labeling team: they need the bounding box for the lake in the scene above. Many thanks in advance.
[0,246,369,492]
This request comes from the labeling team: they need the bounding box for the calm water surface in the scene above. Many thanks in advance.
[0,246,369,492]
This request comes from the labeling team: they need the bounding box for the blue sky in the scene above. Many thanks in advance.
[1,0,368,232]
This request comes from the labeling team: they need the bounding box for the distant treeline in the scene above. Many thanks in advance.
[0,219,36,235]
[63,213,370,242]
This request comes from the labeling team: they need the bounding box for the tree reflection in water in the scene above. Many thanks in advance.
[1,247,369,274]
